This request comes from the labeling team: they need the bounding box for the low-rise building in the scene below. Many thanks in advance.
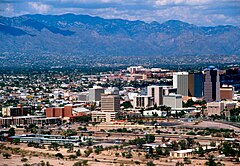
[133,95,154,109]
[170,149,193,158]
[2,105,32,117]
[220,85,234,100]
[0,115,46,126]
[91,111,117,122]
[163,94,182,109]
[207,101,236,116]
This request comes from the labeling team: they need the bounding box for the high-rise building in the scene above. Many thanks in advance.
[188,73,203,97]
[147,85,163,106]
[101,94,120,112]
[88,86,105,102]
[203,66,220,102]
[173,72,189,96]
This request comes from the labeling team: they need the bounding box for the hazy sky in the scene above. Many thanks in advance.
[1,0,240,26]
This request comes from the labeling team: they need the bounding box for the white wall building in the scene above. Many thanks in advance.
[163,94,182,109]
[147,85,163,106]
[133,95,154,109]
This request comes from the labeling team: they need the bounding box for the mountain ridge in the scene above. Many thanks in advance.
[0,13,240,56]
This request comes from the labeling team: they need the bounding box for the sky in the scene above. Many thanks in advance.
[0,0,240,26]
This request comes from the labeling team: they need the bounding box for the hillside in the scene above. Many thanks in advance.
[0,14,240,56]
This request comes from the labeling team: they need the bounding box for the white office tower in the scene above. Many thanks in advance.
[173,72,189,96]
[147,85,163,106]
[88,86,105,102]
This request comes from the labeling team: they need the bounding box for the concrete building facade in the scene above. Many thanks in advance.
[101,94,121,112]
[220,85,234,100]
[207,102,224,116]
[147,85,163,106]
[133,95,154,109]
[88,86,105,102]
[173,72,189,96]
[188,73,203,97]
[163,94,182,109]
[203,66,220,102]
[92,111,117,122]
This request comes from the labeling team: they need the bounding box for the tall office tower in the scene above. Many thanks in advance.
[203,66,220,102]
[101,94,121,112]
[173,72,189,96]
[88,86,105,102]
[188,73,203,97]
[147,85,163,106]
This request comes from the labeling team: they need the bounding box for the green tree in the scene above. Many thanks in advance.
[145,134,155,143]
[55,153,64,159]
[76,149,81,156]
[48,142,60,151]
[2,153,11,159]
[21,157,28,162]
[69,154,77,160]
[121,101,133,109]
[184,157,191,164]
[196,146,205,157]
[205,155,216,166]
[156,147,163,155]
[12,138,20,145]
[146,161,155,166]
[8,128,15,136]
[220,142,236,157]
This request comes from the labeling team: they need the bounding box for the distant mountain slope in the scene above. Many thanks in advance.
[0,14,239,56]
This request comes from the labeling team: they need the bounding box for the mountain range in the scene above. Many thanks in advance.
[0,13,240,56]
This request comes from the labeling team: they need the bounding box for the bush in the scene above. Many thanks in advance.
[125,152,132,158]
[184,157,191,164]
[55,153,64,159]
[23,164,31,166]
[2,153,11,159]
[69,154,77,160]
[135,161,140,164]
[146,161,155,166]
[21,157,28,162]
[76,149,81,156]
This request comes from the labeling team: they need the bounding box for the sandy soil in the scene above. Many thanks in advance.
[0,142,239,166]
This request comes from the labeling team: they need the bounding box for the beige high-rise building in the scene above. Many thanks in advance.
[147,85,163,106]
[173,72,189,96]
[101,94,120,112]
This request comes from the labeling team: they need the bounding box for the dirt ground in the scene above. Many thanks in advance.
[0,143,238,166]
